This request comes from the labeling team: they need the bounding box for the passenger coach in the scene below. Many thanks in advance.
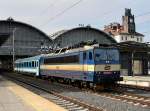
[14,55,43,76]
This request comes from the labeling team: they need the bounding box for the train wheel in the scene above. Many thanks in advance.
[93,84,104,91]
[68,79,71,85]
[86,82,90,89]
[76,81,82,89]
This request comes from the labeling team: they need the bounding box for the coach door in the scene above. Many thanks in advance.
[83,52,88,75]
[36,61,40,76]
[83,51,93,81]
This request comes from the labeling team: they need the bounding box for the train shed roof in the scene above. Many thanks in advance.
[49,27,117,43]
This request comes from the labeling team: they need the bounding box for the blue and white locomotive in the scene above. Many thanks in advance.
[14,45,122,89]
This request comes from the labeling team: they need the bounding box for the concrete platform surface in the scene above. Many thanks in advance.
[0,75,67,111]
[123,76,150,82]
[120,76,150,87]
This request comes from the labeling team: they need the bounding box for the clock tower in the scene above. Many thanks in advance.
[122,8,135,33]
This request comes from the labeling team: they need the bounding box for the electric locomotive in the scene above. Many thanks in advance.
[40,45,122,89]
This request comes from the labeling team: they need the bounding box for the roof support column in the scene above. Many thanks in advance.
[142,54,148,75]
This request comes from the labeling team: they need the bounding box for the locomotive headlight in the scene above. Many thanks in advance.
[96,71,101,74]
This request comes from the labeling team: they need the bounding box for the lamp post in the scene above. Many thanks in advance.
[12,28,17,70]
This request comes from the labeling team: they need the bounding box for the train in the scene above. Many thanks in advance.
[14,45,122,90]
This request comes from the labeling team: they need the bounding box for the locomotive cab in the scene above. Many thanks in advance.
[82,47,121,85]
[93,48,121,84]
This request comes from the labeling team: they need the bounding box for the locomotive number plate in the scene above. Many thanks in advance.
[104,65,111,70]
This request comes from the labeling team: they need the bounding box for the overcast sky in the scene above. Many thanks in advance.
[0,0,150,42]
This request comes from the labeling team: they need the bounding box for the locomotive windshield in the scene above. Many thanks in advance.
[94,49,119,62]
[107,49,119,61]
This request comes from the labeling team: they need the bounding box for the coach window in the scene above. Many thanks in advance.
[24,62,26,67]
[89,52,93,60]
[26,62,27,67]
[83,52,86,60]
[28,62,29,67]
[37,61,38,67]
[26,62,28,67]
[29,62,31,68]
[35,61,36,67]
[31,62,33,67]
[34,61,36,67]
[30,62,32,67]
[32,61,33,67]
[33,61,35,67]
[32,61,34,67]
[25,62,27,67]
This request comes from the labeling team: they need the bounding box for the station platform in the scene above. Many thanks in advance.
[0,75,67,111]
[119,76,150,87]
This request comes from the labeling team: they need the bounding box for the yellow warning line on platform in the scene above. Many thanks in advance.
[7,83,67,111]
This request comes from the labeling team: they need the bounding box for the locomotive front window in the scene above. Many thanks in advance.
[95,49,107,61]
[107,50,119,61]
[94,49,119,62]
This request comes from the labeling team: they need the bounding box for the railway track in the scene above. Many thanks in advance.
[2,72,150,110]
[2,72,104,111]
[95,91,150,108]
[79,86,150,108]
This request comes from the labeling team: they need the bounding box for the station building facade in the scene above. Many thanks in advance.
[103,8,150,76]
[104,8,144,43]
[117,42,150,76]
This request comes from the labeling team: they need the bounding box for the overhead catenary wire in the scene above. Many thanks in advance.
[39,0,59,16]
[37,0,150,36]
[40,0,84,27]
[135,11,150,18]
[27,0,59,25]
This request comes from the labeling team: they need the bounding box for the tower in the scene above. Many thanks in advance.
[122,8,136,33]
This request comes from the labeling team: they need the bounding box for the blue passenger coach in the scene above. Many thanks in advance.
[14,55,43,76]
